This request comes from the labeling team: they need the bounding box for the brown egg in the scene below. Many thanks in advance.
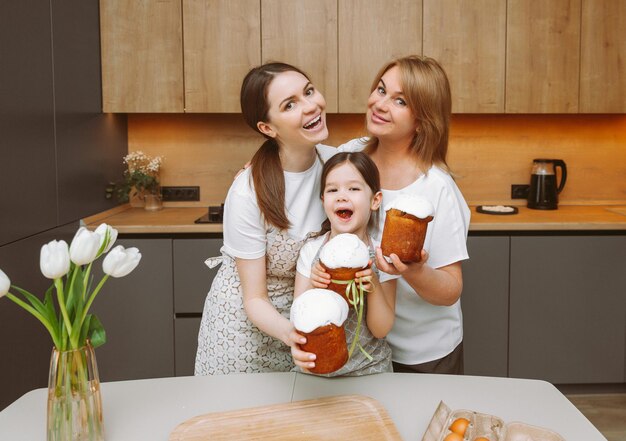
[443,433,464,441]
[474,438,490,441]
[449,417,470,436]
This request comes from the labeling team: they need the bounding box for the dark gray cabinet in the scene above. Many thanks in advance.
[0,0,126,410]
[52,0,127,224]
[0,225,76,410]
[462,236,510,377]
[0,0,126,246]
[175,317,203,377]
[0,1,57,245]
[92,238,175,381]
[509,235,626,384]
[173,238,222,376]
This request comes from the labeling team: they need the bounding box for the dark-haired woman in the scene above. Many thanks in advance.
[195,63,336,375]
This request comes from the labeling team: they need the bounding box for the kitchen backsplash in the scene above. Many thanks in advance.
[128,114,626,207]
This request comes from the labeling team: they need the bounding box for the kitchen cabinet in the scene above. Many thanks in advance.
[505,0,581,113]
[461,236,509,377]
[173,238,222,375]
[0,1,57,246]
[100,0,184,112]
[91,239,175,381]
[509,235,626,384]
[99,0,626,114]
[337,0,422,113]
[183,0,260,112]
[579,0,626,113]
[423,0,506,113]
[53,0,127,224]
[0,225,76,411]
[261,0,338,112]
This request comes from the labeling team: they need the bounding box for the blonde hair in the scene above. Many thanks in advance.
[364,55,452,174]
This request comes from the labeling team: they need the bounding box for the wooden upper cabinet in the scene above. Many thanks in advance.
[424,0,506,113]
[338,0,422,113]
[506,0,581,113]
[580,0,626,113]
[100,0,184,112]
[261,0,338,112]
[183,0,261,113]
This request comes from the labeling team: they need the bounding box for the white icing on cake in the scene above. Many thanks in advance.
[319,233,369,269]
[290,288,349,333]
[385,194,434,219]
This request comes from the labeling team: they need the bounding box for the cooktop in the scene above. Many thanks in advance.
[195,205,224,224]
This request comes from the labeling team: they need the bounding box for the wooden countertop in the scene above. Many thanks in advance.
[82,204,626,234]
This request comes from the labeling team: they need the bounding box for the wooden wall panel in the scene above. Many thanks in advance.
[506,0,581,113]
[128,114,626,207]
[183,0,261,112]
[423,0,506,113]
[338,0,422,113]
[100,0,184,112]
[580,0,626,113]
[262,0,338,112]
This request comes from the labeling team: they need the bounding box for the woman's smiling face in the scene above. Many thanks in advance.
[366,65,418,144]
[258,70,328,149]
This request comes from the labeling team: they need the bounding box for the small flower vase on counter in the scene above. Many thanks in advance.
[47,342,104,441]
[143,188,163,211]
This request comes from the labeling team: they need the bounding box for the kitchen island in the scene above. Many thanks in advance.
[0,372,606,440]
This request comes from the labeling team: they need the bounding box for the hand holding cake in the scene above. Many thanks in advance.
[319,233,372,303]
[290,288,349,374]
[380,194,434,263]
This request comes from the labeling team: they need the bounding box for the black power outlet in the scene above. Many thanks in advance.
[511,184,530,199]
[161,186,200,201]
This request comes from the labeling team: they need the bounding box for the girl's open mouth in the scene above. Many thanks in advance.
[335,209,353,220]
[303,115,322,130]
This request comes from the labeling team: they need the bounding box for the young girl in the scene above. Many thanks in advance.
[291,152,398,376]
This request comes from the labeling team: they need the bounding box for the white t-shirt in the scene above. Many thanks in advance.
[296,233,399,284]
[222,145,337,259]
[337,138,471,364]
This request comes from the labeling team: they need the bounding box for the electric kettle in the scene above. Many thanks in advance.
[527,159,567,210]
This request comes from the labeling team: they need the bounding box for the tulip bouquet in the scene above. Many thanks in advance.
[0,223,141,351]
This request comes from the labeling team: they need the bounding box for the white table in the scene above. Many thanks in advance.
[0,372,606,440]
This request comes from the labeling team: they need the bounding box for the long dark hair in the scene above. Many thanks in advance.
[365,55,452,174]
[240,62,310,230]
[317,152,381,236]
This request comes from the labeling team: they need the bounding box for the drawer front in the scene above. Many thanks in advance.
[174,238,222,313]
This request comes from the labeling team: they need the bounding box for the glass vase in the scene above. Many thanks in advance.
[47,343,104,441]
[143,190,163,211]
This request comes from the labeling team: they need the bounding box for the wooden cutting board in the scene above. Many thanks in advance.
[168,394,403,440]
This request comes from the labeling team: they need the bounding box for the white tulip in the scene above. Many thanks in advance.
[40,240,71,279]
[0,269,10,297]
[102,246,141,278]
[69,227,101,265]
[95,223,118,254]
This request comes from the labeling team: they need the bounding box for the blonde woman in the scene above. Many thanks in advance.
[315,56,471,374]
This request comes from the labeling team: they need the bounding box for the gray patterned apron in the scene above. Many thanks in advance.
[194,228,312,375]
[298,234,393,377]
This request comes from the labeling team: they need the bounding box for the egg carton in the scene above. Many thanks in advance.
[421,401,565,441]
